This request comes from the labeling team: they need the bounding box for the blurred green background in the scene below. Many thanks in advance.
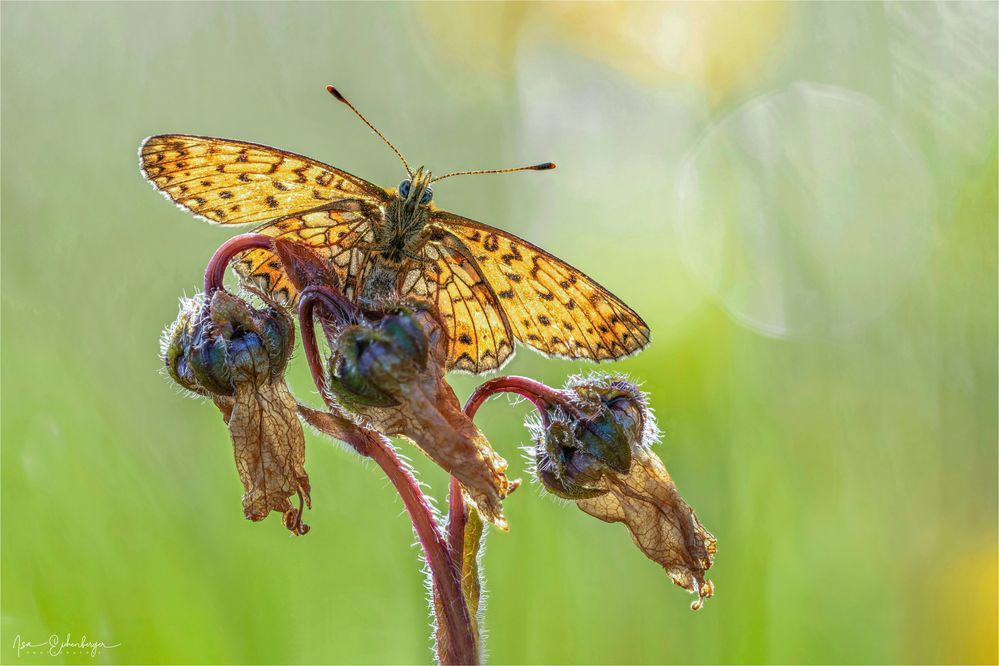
[2,2,996,664]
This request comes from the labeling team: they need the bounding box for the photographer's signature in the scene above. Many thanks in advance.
[12,634,120,658]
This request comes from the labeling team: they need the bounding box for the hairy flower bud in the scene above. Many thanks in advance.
[162,295,226,396]
[161,291,311,535]
[536,418,607,500]
[328,307,429,409]
[532,377,645,498]
[529,374,716,608]
[327,300,511,528]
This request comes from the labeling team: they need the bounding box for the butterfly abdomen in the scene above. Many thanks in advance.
[360,262,410,308]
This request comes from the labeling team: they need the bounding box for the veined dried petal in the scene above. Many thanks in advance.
[577,446,716,609]
[209,292,310,534]
[228,378,311,532]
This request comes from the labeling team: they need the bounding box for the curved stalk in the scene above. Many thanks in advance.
[446,476,467,563]
[203,233,276,295]
[463,375,567,426]
[297,285,358,401]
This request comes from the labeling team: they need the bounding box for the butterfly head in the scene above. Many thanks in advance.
[398,167,434,207]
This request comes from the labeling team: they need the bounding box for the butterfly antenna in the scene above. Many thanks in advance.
[431,162,556,183]
[326,84,413,177]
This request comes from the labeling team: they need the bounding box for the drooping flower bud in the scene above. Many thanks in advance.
[161,290,311,535]
[328,307,429,409]
[326,300,511,528]
[533,378,644,500]
[529,374,716,609]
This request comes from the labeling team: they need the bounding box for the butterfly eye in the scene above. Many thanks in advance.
[398,180,411,198]
[420,187,433,205]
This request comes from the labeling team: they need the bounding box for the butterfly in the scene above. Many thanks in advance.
[140,85,650,374]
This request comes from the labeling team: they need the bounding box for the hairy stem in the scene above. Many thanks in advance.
[368,439,475,665]
[298,292,477,665]
[450,375,568,546]
[463,375,567,427]
[446,476,467,563]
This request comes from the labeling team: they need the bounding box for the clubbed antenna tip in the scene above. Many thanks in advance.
[325,84,346,103]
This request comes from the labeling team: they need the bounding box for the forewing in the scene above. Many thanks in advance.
[431,212,650,362]
[139,134,388,225]
[233,202,379,306]
[400,237,514,373]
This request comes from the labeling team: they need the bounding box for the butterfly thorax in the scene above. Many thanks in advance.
[378,199,429,263]
[360,168,434,305]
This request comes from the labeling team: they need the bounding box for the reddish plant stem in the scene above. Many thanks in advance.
[446,476,467,563]
[298,290,476,665]
[297,285,358,403]
[299,284,356,324]
[367,440,475,665]
[463,375,567,427]
[203,233,276,295]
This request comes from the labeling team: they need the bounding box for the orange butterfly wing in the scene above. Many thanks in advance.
[232,202,381,306]
[399,235,515,373]
[139,135,387,225]
[429,211,651,363]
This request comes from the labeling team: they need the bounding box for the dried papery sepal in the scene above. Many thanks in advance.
[542,375,715,608]
[576,445,716,609]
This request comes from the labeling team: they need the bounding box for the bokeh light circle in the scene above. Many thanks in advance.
[675,83,934,339]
